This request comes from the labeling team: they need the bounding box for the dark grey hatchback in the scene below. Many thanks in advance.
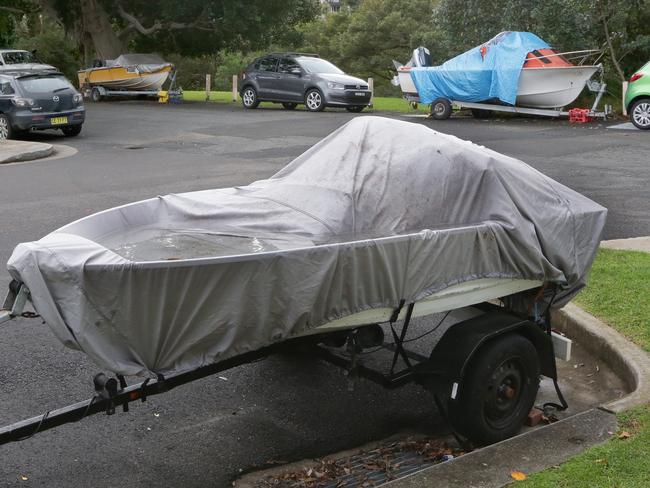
[0,71,85,140]
[240,53,371,112]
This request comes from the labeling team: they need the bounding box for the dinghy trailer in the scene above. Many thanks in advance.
[0,117,605,448]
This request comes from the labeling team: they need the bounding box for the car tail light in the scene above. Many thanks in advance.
[73,93,83,105]
[11,97,35,107]
[630,73,644,83]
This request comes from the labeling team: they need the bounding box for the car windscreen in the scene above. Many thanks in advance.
[297,58,344,75]
[2,51,36,64]
[18,76,75,94]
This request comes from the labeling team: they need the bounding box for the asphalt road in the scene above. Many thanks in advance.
[0,102,647,488]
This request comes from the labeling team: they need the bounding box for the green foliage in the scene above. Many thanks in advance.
[99,0,320,56]
[12,16,81,82]
[168,50,264,90]
[297,0,438,95]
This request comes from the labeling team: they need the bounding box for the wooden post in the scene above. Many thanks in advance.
[232,75,238,102]
[205,74,211,101]
[622,81,628,116]
[368,77,374,108]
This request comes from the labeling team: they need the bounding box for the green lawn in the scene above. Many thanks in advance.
[520,249,650,487]
[182,90,429,114]
[574,249,650,352]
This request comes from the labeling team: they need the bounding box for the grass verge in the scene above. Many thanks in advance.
[182,90,429,114]
[520,248,650,487]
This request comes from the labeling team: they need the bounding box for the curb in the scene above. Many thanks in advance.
[382,408,616,488]
[0,140,54,164]
[600,237,650,254]
[552,303,650,413]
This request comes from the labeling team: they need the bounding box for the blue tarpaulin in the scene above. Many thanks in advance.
[410,32,550,105]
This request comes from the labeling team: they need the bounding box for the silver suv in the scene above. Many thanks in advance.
[240,53,371,112]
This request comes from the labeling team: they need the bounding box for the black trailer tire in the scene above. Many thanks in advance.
[430,98,452,120]
[91,88,102,103]
[241,86,260,109]
[282,102,298,110]
[630,98,650,130]
[62,125,82,137]
[305,88,325,112]
[0,113,13,140]
[447,333,540,445]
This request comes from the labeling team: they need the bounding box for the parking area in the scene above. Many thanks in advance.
[0,102,648,487]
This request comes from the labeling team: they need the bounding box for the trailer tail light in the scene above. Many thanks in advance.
[630,73,644,83]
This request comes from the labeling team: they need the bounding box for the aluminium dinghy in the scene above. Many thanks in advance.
[7,117,607,377]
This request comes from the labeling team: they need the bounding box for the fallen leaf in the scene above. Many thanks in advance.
[618,431,631,440]
[20,476,28,481]
[511,470,527,481]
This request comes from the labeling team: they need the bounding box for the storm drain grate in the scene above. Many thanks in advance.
[255,438,465,488]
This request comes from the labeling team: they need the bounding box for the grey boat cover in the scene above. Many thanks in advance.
[7,117,606,376]
[106,54,171,73]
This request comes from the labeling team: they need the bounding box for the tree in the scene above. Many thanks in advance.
[2,0,320,61]
[298,0,439,94]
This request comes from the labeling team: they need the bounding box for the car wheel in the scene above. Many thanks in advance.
[305,89,325,112]
[0,113,13,140]
[241,87,260,109]
[91,88,102,103]
[447,334,540,445]
[345,106,365,113]
[62,125,82,137]
[282,102,298,110]
[430,98,452,120]
[630,98,650,130]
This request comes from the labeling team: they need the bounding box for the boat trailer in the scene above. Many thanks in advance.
[0,281,570,447]
[416,77,612,121]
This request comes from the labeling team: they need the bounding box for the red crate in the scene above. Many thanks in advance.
[569,108,592,123]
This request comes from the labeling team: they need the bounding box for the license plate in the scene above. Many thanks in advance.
[51,117,68,125]
[355,92,366,97]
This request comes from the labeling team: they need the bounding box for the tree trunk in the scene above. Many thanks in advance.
[80,0,124,59]
[601,15,625,82]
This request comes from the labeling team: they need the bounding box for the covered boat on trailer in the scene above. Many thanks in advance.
[394,31,605,118]
[1,116,606,445]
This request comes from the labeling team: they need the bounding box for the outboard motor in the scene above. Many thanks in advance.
[411,47,432,67]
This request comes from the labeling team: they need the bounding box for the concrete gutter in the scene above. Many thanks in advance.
[553,303,650,412]
[383,408,616,488]
[0,140,54,164]
[552,236,650,412]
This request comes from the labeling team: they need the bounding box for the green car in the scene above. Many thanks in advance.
[625,61,650,130]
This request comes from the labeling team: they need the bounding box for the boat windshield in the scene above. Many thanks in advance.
[18,75,74,94]
[297,57,344,75]
[2,51,36,64]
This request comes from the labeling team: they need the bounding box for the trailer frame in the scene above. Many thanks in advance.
[0,281,570,447]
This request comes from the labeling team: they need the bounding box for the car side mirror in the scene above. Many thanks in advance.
[290,68,302,76]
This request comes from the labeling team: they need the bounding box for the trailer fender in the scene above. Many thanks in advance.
[421,310,555,399]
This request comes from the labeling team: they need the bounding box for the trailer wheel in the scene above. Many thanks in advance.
[282,102,298,110]
[430,98,452,120]
[448,334,540,445]
[91,88,102,103]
